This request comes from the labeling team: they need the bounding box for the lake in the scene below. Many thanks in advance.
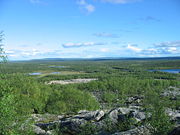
[49,66,66,68]
[28,72,61,75]
[50,72,61,74]
[28,72,42,75]
[148,69,180,74]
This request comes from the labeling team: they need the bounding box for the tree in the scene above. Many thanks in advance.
[0,31,17,134]
[0,31,7,63]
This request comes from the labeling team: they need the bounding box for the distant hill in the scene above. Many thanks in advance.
[29,56,180,62]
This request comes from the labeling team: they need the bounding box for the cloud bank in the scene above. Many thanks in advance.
[62,42,106,48]
[126,40,180,56]
[154,41,180,47]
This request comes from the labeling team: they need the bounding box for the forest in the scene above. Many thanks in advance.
[1,50,180,134]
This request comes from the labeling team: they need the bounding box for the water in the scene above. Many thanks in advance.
[28,72,61,75]
[49,66,65,68]
[148,69,180,74]
[28,72,42,75]
[50,72,61,74]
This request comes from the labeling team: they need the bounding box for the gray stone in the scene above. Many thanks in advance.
[112,125,152,135]
[161,87,180,97]
[33,125,52,135]
[108,109,119,122]
[74,110,104,121]
[132,111,146,122]
[34,107,148,135]
[166,108,180,125]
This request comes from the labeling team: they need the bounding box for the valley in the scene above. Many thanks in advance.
[1,58,180,135]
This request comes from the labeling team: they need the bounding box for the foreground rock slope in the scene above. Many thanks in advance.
[33,106,152,135]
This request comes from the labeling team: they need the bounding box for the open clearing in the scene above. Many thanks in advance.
[46,78,98,85]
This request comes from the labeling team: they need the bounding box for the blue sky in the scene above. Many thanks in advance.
[0,0,180,60]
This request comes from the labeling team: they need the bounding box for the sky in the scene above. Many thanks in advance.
[0,0,180,60]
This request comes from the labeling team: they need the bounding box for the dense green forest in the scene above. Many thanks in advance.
[0,35,180,134]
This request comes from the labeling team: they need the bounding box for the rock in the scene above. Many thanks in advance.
[131,111,146,122]
[168,126,180,135]
[31,114,60,123]
[118,107,132,115]
[112,125,152,135]
[108,109,119,122]
[34,107,148,135]
[166,108,180,125]
[35,121,59,130]
[161,87,180,97]
[60,118,87,132]
[125,96,144,105]
[96,110,105,121]
[58,110,104,133]
[33,125,52,135]
[107,107,146,125]
[75,110,104,121]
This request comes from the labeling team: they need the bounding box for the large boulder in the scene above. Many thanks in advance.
[75,110,105,121]
[33,125,52,135]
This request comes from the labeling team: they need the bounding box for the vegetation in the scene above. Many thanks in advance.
[0,32,180,134]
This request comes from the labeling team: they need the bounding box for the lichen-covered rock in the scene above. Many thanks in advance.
[34,107,148,135]
[112,125,152,135]
[166,108,180,125]
[108,109,119,122]
[161,87,180,97]
[33,125,52,135]
[126,96,144,106]
[75,110,104,121]
[60,118,87,132]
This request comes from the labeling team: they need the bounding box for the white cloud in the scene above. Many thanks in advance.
[77,0,95,13]
[154,40,180,47]
[99,0,142,4]
[125,42,180,56]
[85,4,95,13]
[127,44,142,52]
[167,47,177,53]
[100,48,109,52]
[6,50,15,54]
[14,49,42,56]
[5,48,53,60]
[62,42,106,48]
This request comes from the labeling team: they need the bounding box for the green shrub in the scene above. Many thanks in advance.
[102,91,117,103]
[46,88,99,114]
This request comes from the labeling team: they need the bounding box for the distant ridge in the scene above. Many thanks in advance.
[29,56,180,62]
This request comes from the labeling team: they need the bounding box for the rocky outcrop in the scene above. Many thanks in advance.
[34,106,147,135]
[32,104,180,135]
[33,125,52,135]
[161,87,180,101]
